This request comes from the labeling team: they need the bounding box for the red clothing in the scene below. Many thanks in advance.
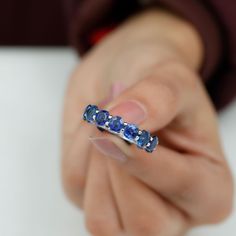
[0,0,236,110]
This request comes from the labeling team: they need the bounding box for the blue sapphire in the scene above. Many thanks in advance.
[108,116,123,132]
[124,124,138,140]
[137,130,150,148]
[83,105,98,123]
[145,136,158,153]
[95,110,109,126]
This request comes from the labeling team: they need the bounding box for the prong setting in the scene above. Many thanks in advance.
[83,105,158,153]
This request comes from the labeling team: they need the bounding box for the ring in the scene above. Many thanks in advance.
[83,105,159,153]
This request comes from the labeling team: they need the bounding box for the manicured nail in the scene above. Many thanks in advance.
[108,100,147,124]
[89,137,127,162]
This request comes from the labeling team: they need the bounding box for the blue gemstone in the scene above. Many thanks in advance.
[137,130,150,148]
[83,105,98,123]
[95,110,109,126]
[145,136,158,153]
[108,116,123,132]
[124,124,138,140]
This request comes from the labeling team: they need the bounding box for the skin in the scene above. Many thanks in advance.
[62,10,233,236]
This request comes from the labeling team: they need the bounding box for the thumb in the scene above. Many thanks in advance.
[105,65,193,133]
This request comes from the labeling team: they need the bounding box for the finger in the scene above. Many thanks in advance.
[105,62,192,131]
[62,123,93,207]
[84,150,123,236]
[91,134,232,224]
[105,62,221,151]
[108,161,188,236]
[63,63,124,154]
[63,67,98,155]
[62,78,122,207]
[62,66,100,207]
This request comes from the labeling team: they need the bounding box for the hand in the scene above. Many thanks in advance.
[62,10,233,236]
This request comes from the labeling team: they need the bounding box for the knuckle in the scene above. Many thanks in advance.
[156,80,178,110]
[161,61,199,89]
[209,200,233,224]
[140,77,178,119]
[164,162,194,199]
[207,169,234,223]
[86,216,117,236]
[128,215,164,236]
[174,172,193,198]
[156,61,201,101]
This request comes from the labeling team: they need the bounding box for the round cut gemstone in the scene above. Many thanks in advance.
[137,130,150,148]
[108,116,123,132]
[124,124,138,140]
[145,136,158,153]
[83,105,98,123]
[95,110,109,126]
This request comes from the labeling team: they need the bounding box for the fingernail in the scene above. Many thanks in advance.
[108,100,147,124]
[89,137,127,162]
